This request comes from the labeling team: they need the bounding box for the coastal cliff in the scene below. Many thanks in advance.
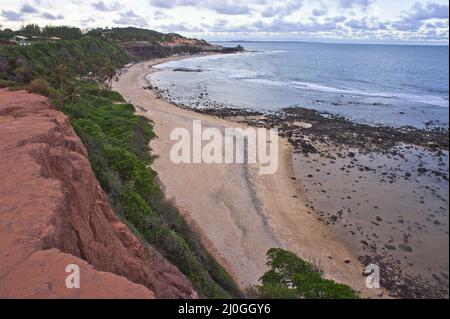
[0,89,197,299]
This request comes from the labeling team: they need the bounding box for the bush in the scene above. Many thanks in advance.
[249,248,358,299]
[27,78,51,96]
[0,79,15,88]
[13,66,32,83]
[99,89,125,102]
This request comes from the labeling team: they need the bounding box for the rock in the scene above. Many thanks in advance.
[399,244,413,253]
[174,68,203,72]
[417,167,428,174]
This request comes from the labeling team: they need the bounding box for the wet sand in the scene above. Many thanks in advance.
[293,144,449,298]
[113,57,382,298]
[227,107,449,298]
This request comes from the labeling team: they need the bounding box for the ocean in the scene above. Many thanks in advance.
[150,42,449,129]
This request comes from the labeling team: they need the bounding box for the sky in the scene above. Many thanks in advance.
[0,0,449,44]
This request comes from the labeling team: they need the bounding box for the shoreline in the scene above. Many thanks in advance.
[113,55,383,298]
[141,54,448,298]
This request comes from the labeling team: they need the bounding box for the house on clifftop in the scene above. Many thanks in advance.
[9,35,31,46]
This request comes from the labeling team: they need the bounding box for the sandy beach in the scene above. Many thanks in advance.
[113,56,383,298]
[149,56,448,298]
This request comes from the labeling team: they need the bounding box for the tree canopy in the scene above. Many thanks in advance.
[42,26,82,40]
[252,248,359,299]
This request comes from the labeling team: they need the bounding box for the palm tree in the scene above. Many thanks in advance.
[64,82,81,105]
[76,60,86,81]
[90,60,99,80]
[55,63,69,90]
[103,64,116,90]
[85,56,100,82]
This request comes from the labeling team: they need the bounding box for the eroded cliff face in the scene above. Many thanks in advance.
[0,89,197,299]
[121,42,174,60]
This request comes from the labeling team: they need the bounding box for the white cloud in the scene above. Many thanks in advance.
[339,0,375,11]
[113,10,148,27]
[150,0,253,15]
[0,0,448,43]
[1,10,23,22]
[261,1,303,18]
[41,12,64,20]
[21,3,39,14]
[92,1,122,11]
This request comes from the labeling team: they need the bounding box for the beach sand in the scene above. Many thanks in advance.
[113,56,383,298]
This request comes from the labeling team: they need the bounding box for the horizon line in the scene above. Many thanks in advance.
[2,24,448,46]
[209,39,450,47]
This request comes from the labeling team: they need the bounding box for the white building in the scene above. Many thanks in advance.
[10,35,31,46]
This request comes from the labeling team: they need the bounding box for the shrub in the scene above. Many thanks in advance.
[27,78,51,96]
[0,79,16,88]
[99,89,125,102]
[13,66,32,83]
[249,248,358,299]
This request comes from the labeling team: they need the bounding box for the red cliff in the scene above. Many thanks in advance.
[0,89,197,299]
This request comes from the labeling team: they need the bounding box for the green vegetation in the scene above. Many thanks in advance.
[88,27,166,42]
[41,26,83,40]
[0,26,241,299]
[249,248,358,299]
[14,25,83,40]
[18,24,41,37]
[86,27,204,45]
[0,36,128,86]
[0,79,16,88]
[27,78,52,96]
[0,28,14,41]
[0,24,83,40]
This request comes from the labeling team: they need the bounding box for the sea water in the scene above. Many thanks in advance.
[150,42,449,129]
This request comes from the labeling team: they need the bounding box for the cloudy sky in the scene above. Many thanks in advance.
[0,0,449,44]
